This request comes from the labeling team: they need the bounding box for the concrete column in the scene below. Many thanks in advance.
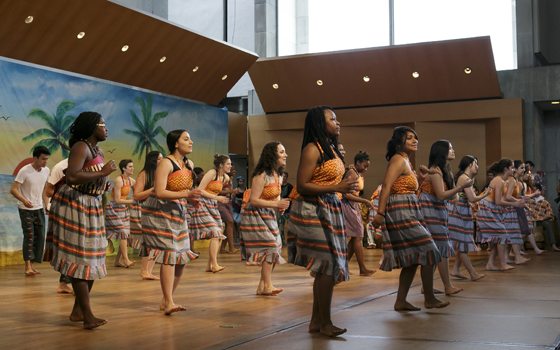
[255,0,277,58]
[295,0,309,54]
[516,0,534,68]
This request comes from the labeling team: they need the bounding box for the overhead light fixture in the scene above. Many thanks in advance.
[551,101,560,105]
[464,68,472,74]
[412,72,419,78]
[193,66,199,72]
[222,75,228,80]
[77,32,85,39]
[25,16,33,24]
[159,56,166,63]
[317,80,323,86]
[363,76,370,82]
[121,45,129,52]
[272,84,279,89]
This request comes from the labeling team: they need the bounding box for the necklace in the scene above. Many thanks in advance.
[172,155,185,170]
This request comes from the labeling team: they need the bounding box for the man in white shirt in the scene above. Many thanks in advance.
[10,146,51,276]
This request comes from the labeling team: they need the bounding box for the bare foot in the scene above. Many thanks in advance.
[519,250,528,256]
[349,271,355,276]
[499,264,516,271]
[359,269,377,276]
[69,311,83,322]
[219,249,228,254]
[506,258,515,264]
[164,305,183,315]
[320,324,347,337]
[246,261,259,266]
[270,285,283,294]
[308,321,321,333]
[421,287,444,294]
[552,246,560,252]
[31,267,42,275]
[394,301,421,311]
[450,272,468,279]
[228,248,240,254]
[25,270,36,276]
[206,266,226,273]
[140,272,158,280]
[425,298,450,309]
[256,287,278,296]
[471,273,487,281]
[515,257,530,265]
[193,251,201,255]
[124,260,136,268]
[149,274,160,280]
[57,283,74,294]
[84,318,107,329]
[536,250,546,255]
[114,261,125,268]
[486,264,500,271]
[445,286,464,295]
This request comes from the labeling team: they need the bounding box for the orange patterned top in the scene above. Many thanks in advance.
[111,175,132,199]
[419,178,447,196]
[487,175,506,201]
[371,187,380,200]
[348,165,364,196]
[390,153,418,195]
[167,169,193,192]
[507,176,520,198]
[205,173,224,196]
[241,175,281,210]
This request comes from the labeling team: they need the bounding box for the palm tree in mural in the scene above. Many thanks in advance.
[22,100,77,157]
[123,93,168,160]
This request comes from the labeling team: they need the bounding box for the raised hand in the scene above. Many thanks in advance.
[277,198,290,210]
[418,165,429,182]
[188,188,202,200]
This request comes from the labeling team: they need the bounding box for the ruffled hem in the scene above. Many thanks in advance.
[129,235,143,249]
[107,232,129,240]
[51,257,107,280]
[192,229,226,241]
[290,253,348,282]
[379,249,441,272]
[507,237,524,245]
[436,244,456,258]
[452,242,480,253]
[146,247,198,265]
[480,236,507,246]
[247,252,286,265]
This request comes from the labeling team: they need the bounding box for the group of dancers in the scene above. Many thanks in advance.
[43,107,546,335]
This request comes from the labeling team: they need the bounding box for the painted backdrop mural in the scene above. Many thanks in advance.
[0,58,228,266]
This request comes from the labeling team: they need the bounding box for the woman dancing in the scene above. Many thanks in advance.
[287,106,356,337]
[141,130,202,314]
[341,151,375,276]
[515,164,544,254]
[241,142,290,296]
[502,161,530,264]
[449,155,490,281]
[219,165,240,254]
[48,111,116,329]
[105,159,136,268]
[130,151,163,280]
[190,154,231,272]
[372,127,449,311]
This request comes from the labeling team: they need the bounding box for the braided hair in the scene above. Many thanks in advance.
[69,111,102,148]
[301,106,343,165]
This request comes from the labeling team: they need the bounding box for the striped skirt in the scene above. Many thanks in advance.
[185,201,195,226]
[367,198,382,238]
[287,193,349,282]
[240,203,285,264]
[340,198,364,238]
[129,200,143,249]
[516,207,533,235]
[47,184,107,280]
[418,192,454,258]
[190,196,225,240]
[476,199,508,245]
[448,198,479,252]
[504,207,523,244]
[105,201,130,240]
[380,193,441,272]
[141,194,198,265]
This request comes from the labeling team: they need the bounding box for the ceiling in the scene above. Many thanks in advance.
[0,0,258,105]
[249,37,503,113]
[535,101,560,111]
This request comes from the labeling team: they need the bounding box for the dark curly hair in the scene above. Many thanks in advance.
[488,158,513,176]
[354,151,370,164]
[69,111,102,148]
[428,140,454,190]
[301,106,343,165]
[385,126,417,161]
[252,141,284,178]
[119,159,133,174]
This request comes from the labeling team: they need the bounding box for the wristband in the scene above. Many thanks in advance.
[376,212,386,217]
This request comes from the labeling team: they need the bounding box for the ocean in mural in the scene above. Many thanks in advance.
[0,58,228,265]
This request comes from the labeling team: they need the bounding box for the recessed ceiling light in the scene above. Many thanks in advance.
[317,80,323,86]
[121,45,129,52]
[159,56,166,63]
[77,32,85,39]
[222,75,228,80]
[193,66,199,72]
[363,76,370,82]
[551,101,560,105]
[412,72,419,78]
[25,16,33,24]
[464,68,472,74]
[272,84,279,89]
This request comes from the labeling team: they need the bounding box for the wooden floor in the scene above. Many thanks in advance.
[1,247,560,350]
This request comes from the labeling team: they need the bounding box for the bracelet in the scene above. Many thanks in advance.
[376,212,386,217]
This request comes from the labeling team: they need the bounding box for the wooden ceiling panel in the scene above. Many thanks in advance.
[0,0,258,105]
[249,37,502,113]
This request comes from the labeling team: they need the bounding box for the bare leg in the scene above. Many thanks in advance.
[140,257,159,280]
[160,264,185,314]
[220,220,239,253]
[70,279,107,329]
[190,235,200,255]
[119,239,135,267]
[57,281,74,294]
[486,244,500,271]
[526,234,545,254]
[421,265,450,309]
[206,238,225,272]
[256,262,277,295]
[24,260,35,275]
[497,244,515,270]
[437,257,463,295]
[512,244,530,264]
[350,237,375,276]
[314,273,347,337]
[113,245,124,267]
[457,252,486,281]
[451,254,467,279]
[394,265,421,311]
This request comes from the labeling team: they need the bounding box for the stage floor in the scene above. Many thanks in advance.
[1,247,559,350]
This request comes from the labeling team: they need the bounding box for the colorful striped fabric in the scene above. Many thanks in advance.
[105,201,130,240]
[418,192,454,258]
[189,196,225,240]
[287,193,348,282]
[380,193,441,272]
[129,199,143,249]
[47,184,107,280]
[476,199,508,245]
[141,194,198,265]
[503,207,523,244]
[241,204,285,264]
[341,199,364,238]
[448,198,479,252]
[367,197,382,237]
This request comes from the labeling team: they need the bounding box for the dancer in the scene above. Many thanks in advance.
[47,111,116,329]
[241,141,290,296]
[130,151,163,280]
[287,105,357,337]
[341,151,375,276]
[105,159,136,268]
[503,161,531,264]
[366,185,382,249]
[188,167,205,255]
[449,155,490,281]
[372,126,449,311]
[219,165,240,254]
[529,183,560,251]
[517,167,544,254]
[141,129,201,315]
[477,158,527,271]
[418,140,471,295]
[190,154,230,273]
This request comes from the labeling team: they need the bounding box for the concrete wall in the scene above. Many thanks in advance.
[113,0,168,19]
